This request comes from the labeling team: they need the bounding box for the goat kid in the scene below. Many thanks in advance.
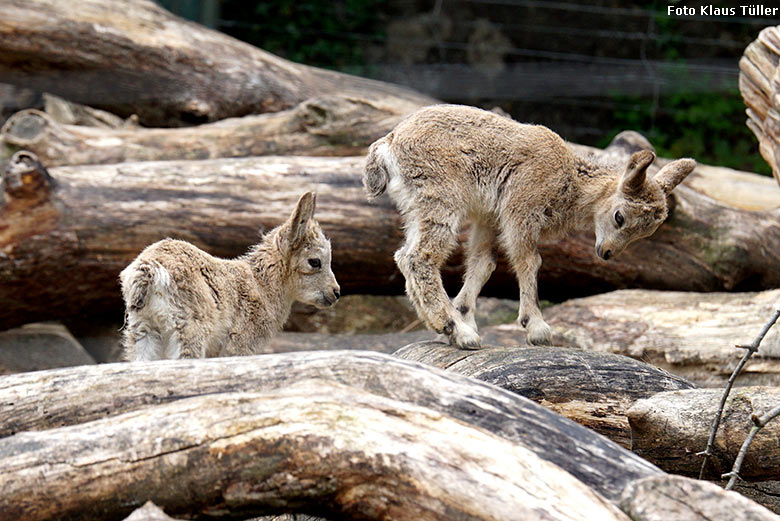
[363,104,695,349]
[120,192,340,360]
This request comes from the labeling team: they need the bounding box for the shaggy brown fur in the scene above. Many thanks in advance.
[120,192,340,360]
[364,104,695,348]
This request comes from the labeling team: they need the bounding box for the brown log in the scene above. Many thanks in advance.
[0,0,432,127]
[619,475,780,521]
[1,95,410,166]
[627,387,780,480]
[481,288,780,387]
[392,342,694,448]
[0,351,660,519]
[739,26,780,185]
[1,142,779,329]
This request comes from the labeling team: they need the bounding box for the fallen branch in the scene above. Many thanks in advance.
[699,302,780,478]
[725,404,780,489]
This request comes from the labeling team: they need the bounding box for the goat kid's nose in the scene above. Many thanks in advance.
[603,250,612,260]
[333,288,341,300]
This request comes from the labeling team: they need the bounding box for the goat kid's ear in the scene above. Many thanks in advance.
[654,158,696,194]
[286,191,316,249]
[621,149,655,194]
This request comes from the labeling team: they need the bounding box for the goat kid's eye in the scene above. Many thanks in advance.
[614,210,624,228]
[308,258,321,269]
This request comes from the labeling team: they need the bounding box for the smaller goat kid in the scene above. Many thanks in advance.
[364,104,696,349]
[120,192,340,361]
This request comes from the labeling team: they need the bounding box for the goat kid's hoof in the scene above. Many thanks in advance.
[526,321,553,346]
[449,322,482,350]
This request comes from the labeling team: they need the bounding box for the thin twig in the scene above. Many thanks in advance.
[698,305,780,479]
[723,404,780,489]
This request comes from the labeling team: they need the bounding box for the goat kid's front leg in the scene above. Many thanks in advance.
[395,223,481,349]
[508,248,552,346]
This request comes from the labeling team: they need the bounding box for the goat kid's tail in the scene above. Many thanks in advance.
[363,136,393,200]
[120,260,171,311]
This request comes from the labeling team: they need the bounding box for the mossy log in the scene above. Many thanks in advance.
[0,0,432,127]
[392,342,694,448]
[739,26,780,185]
[1,95,410,166]
[1,141,779,329]
[628,387,780,481]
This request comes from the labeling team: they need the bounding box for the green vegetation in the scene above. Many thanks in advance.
[603,91,770,176]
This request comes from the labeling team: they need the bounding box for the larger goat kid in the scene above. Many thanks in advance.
[121,192,340,360]
[363,104,695,349]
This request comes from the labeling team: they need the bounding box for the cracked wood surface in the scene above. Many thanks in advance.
[1,143,779,329]
[0,0,432,127]
[0,351,661,504]
[739,26,780,185]
[392,342,694,448]
[628,387,780,481]
[0,380,630,521]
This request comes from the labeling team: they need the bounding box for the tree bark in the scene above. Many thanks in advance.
[479,288,780,387]
[0,351,662,504]
[0,0,433,127]
[0,378,632,521]
[618,475,780,521]
[627,387,780,480]
[739,26,780,185]
[1,146,779,330]
[1,95,410,166]
[392,342,694,448]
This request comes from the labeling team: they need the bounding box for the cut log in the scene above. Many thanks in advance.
[481,288,780,387]
[627,387,780,480]
[1,145,778,329]
[739,26,780,185]
[0,95,410,166]
[0,351,662,504]
[0,379,632,521]
[0,0,432,127]
[619,475,780,521]
[393,342,694,448]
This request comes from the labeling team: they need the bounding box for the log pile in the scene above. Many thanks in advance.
[1,1,779,519]
[1,350,777,521]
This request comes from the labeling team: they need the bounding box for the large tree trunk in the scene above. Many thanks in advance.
[392,342,694,448]
[739,26,780,185]
[0,351,663,516]
[1,379,632,521]
[0,0,433,127]
[628,387,780,481]
[1,95,410,166]
[1,146,779,330]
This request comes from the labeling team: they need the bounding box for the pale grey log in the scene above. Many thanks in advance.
[628,387,780,480]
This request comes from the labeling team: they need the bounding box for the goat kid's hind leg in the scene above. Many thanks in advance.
[452,221,497,333]
[499,228,552,346]
[395,216,481,349]
[122,320,164,361]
